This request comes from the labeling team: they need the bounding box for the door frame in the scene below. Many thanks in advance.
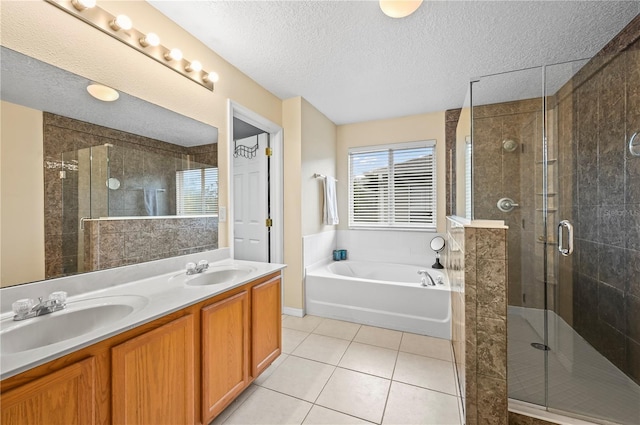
[227,100,284,265]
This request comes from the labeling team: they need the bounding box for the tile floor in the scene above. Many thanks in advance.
[212,315,463,425]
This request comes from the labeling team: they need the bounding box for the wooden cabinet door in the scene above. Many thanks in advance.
[1,357,96,425]
[251,276,281,377]
[201,290,249,424]
[112,315,195,425]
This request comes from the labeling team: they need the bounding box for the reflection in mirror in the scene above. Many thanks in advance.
[1,47,220,287]
[430,236,445,252]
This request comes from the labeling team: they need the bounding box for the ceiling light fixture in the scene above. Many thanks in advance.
[71,0,96,11]
[44,0,216,91]
[139,32,160,48]
[379,0,423,18]
[87,83,120,102]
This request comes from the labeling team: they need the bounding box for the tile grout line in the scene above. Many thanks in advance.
[244,316,465,424]
[378,332,404,424]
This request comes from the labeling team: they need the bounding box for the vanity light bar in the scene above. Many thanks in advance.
[44,0,215,91]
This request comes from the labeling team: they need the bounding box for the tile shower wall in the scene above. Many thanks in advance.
[43,113,217,279]
[556,27,640,384]
[472,99,543,311]
[446,218,509,425]
[83,217,218,272]
[446,108,462,216]
[446,218,466,414]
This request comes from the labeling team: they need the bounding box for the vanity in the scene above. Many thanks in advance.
[0,252,285,425]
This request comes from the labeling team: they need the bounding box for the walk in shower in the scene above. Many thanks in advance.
[469,45,640,423]
[57,144,217,275]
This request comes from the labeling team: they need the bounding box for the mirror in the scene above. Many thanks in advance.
[430,236,445,269]
[1,47,220,287]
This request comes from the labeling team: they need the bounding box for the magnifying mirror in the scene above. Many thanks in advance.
[430,236,445,269]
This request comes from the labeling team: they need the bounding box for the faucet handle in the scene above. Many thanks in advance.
[49,291,67,304]
[186,262,197,272]
[12,298,34,315]
[197,260,209,271]
[417,270,427,275]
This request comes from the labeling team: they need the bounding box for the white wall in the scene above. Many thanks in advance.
[282,97,338,311]
[1,101,45,287]
[301,99,338,237]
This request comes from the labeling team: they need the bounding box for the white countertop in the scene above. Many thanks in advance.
[0,257,285,380]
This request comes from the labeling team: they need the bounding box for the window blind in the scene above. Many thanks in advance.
[176,167,219,215]
[349,141,436,229]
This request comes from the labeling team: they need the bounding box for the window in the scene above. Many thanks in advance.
[176,167,219,215]
[349,141,436,229]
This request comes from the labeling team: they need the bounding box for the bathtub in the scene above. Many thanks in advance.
[305,260,451,339]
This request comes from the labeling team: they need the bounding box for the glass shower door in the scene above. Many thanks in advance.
[470,66,549,406]
[545,54,640,424]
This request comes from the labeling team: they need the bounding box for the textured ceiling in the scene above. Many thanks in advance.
[1,47,218,147]
[149,1,639,125]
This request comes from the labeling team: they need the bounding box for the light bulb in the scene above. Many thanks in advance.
[71,0,96,11]
[164,48,183,62]
[186,60,202,73]
[139,32,160,48]
[204,72,219,83]
[110,14,132,31]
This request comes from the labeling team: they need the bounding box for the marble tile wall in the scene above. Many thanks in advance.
[446,109,462,216]
[43,113,218,279]
[559,31,640,384]
[471,99,543,311]
[445,218,466,414]
[508,412,555,425]
[83,217,218,272]
[446,218,508,425]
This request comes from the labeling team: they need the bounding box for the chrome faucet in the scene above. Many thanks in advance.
[418,270,436,287]
[186,260,209,275]
[12,291,67,321]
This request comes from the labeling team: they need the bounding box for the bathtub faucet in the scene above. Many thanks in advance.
[418,270,436,287]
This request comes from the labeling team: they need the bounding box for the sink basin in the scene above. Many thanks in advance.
[0,295,148,355]
[185,266,256,286]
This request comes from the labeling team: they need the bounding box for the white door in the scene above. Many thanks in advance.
[233,133,269,262]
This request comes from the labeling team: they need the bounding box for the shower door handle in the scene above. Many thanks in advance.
[558,220,574,256]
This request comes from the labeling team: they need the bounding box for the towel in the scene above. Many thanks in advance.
[323,176,339,225]
[143,188,158,216]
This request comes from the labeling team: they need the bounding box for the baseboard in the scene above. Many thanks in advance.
[282,307,304,317]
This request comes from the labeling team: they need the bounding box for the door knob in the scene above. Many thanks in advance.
[497,197,519,213]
